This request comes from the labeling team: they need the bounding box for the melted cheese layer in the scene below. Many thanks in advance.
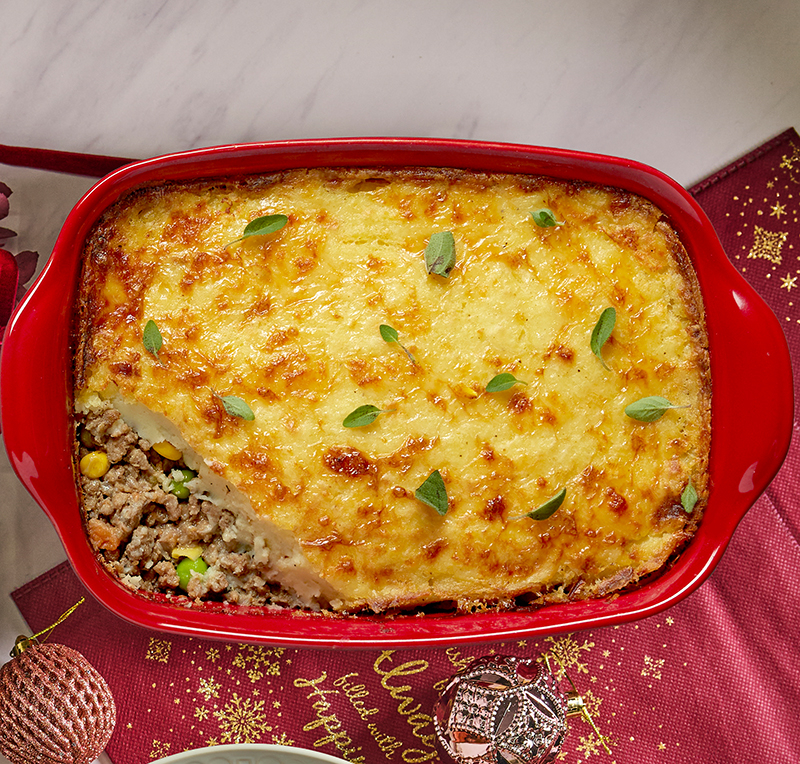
[75,167,710,612]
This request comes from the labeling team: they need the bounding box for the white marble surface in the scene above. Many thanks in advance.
[1,0,799,761]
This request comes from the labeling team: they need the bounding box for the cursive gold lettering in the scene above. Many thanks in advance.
[445,646,477,672]
[367,723,404,757]
[334,672,381,720]
[373,651,437,762]
[293,673,366,763]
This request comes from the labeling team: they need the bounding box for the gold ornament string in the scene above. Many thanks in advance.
[10,597,85,658]
[545,652,613,755]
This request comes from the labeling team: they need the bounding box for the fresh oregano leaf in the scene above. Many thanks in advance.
[424,231,456,278]
[380,324,415,363]
[216,394,255,421]
[343,404,391,428]
[681,480,698,513]
[625,395,687,422]
[486,372,528,393]
[516,488,567,521]
[379,324,398,343]
[143,319,163,360]
[590,307,616,370]
[530,208,563,228]
[230,213,288,245]
[242,213,288,238]
[415,470,448,515]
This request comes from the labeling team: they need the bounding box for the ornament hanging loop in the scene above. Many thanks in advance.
[566,692,587,716]
[9,597,85,658]
[10,636,33,658]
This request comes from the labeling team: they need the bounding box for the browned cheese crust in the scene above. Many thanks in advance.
[73,167,711,613]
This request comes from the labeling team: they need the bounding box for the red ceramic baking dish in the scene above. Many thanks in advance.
[1,138,792,648]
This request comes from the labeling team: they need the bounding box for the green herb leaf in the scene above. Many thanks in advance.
[143,319,163,360]
[415,470,449,515]
[218,394,255,421]
[380,324,415,363]
[486,372,528,393]
[624,395,686,422]
[424,231,456,278]
[379,324,399,343]
[591,307,616,370]
[343,404,391,428]
[520,488,567,521]
[242,213,288,238]
[681,480,698,513]
[530,208,563,228]
[230,213,288,245]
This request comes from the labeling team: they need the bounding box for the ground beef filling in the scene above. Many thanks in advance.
[78,404,294,607]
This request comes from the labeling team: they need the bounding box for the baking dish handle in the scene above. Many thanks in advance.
[709,278,794,525]
[0,245,77,525]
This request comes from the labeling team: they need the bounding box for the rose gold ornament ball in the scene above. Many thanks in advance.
[434,654,568,764]
[0,642,116,764]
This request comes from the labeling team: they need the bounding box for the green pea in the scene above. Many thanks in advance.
[176,556,208,591]
[169,468,197,500]
[170,483,190,500]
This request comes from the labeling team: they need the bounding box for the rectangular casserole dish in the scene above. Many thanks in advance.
[1,138,792,648]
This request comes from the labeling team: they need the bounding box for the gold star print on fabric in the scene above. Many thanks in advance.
[145,637,172,663]
[198,677,221,701]
[149,740,171,759]
[194,706,209,722]
[134,636,297,752]
[748,225,788,264]
[771,201,787,219]
[641,656,665,681]
[576,731,606,758]
[214,693,273,744]
[273,731,296,746]
[580,688,603,719]
[779,142,800,179]
[232,645,285,682]
[723,138,800,329]
[545,634,595,677]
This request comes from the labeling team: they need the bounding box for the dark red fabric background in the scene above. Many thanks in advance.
[8,130,800,764]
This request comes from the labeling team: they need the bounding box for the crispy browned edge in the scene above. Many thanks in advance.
[71,168,712,616]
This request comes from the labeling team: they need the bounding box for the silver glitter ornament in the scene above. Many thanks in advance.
[433,655,580,764]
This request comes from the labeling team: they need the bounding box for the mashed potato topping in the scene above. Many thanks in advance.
[73,168,710,613]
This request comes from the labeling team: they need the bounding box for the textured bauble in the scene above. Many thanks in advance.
[433,655,568,764]
[0,642,116,764]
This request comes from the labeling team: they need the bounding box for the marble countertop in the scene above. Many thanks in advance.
[1,1,799,761]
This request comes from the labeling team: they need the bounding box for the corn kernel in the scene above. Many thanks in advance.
[172,546,204,561]
[153,441,182,461]
[79,451,110,479]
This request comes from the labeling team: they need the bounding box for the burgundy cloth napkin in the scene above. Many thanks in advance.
[8,131,800,764]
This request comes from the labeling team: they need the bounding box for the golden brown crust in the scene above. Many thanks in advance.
[73,167,711,613]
